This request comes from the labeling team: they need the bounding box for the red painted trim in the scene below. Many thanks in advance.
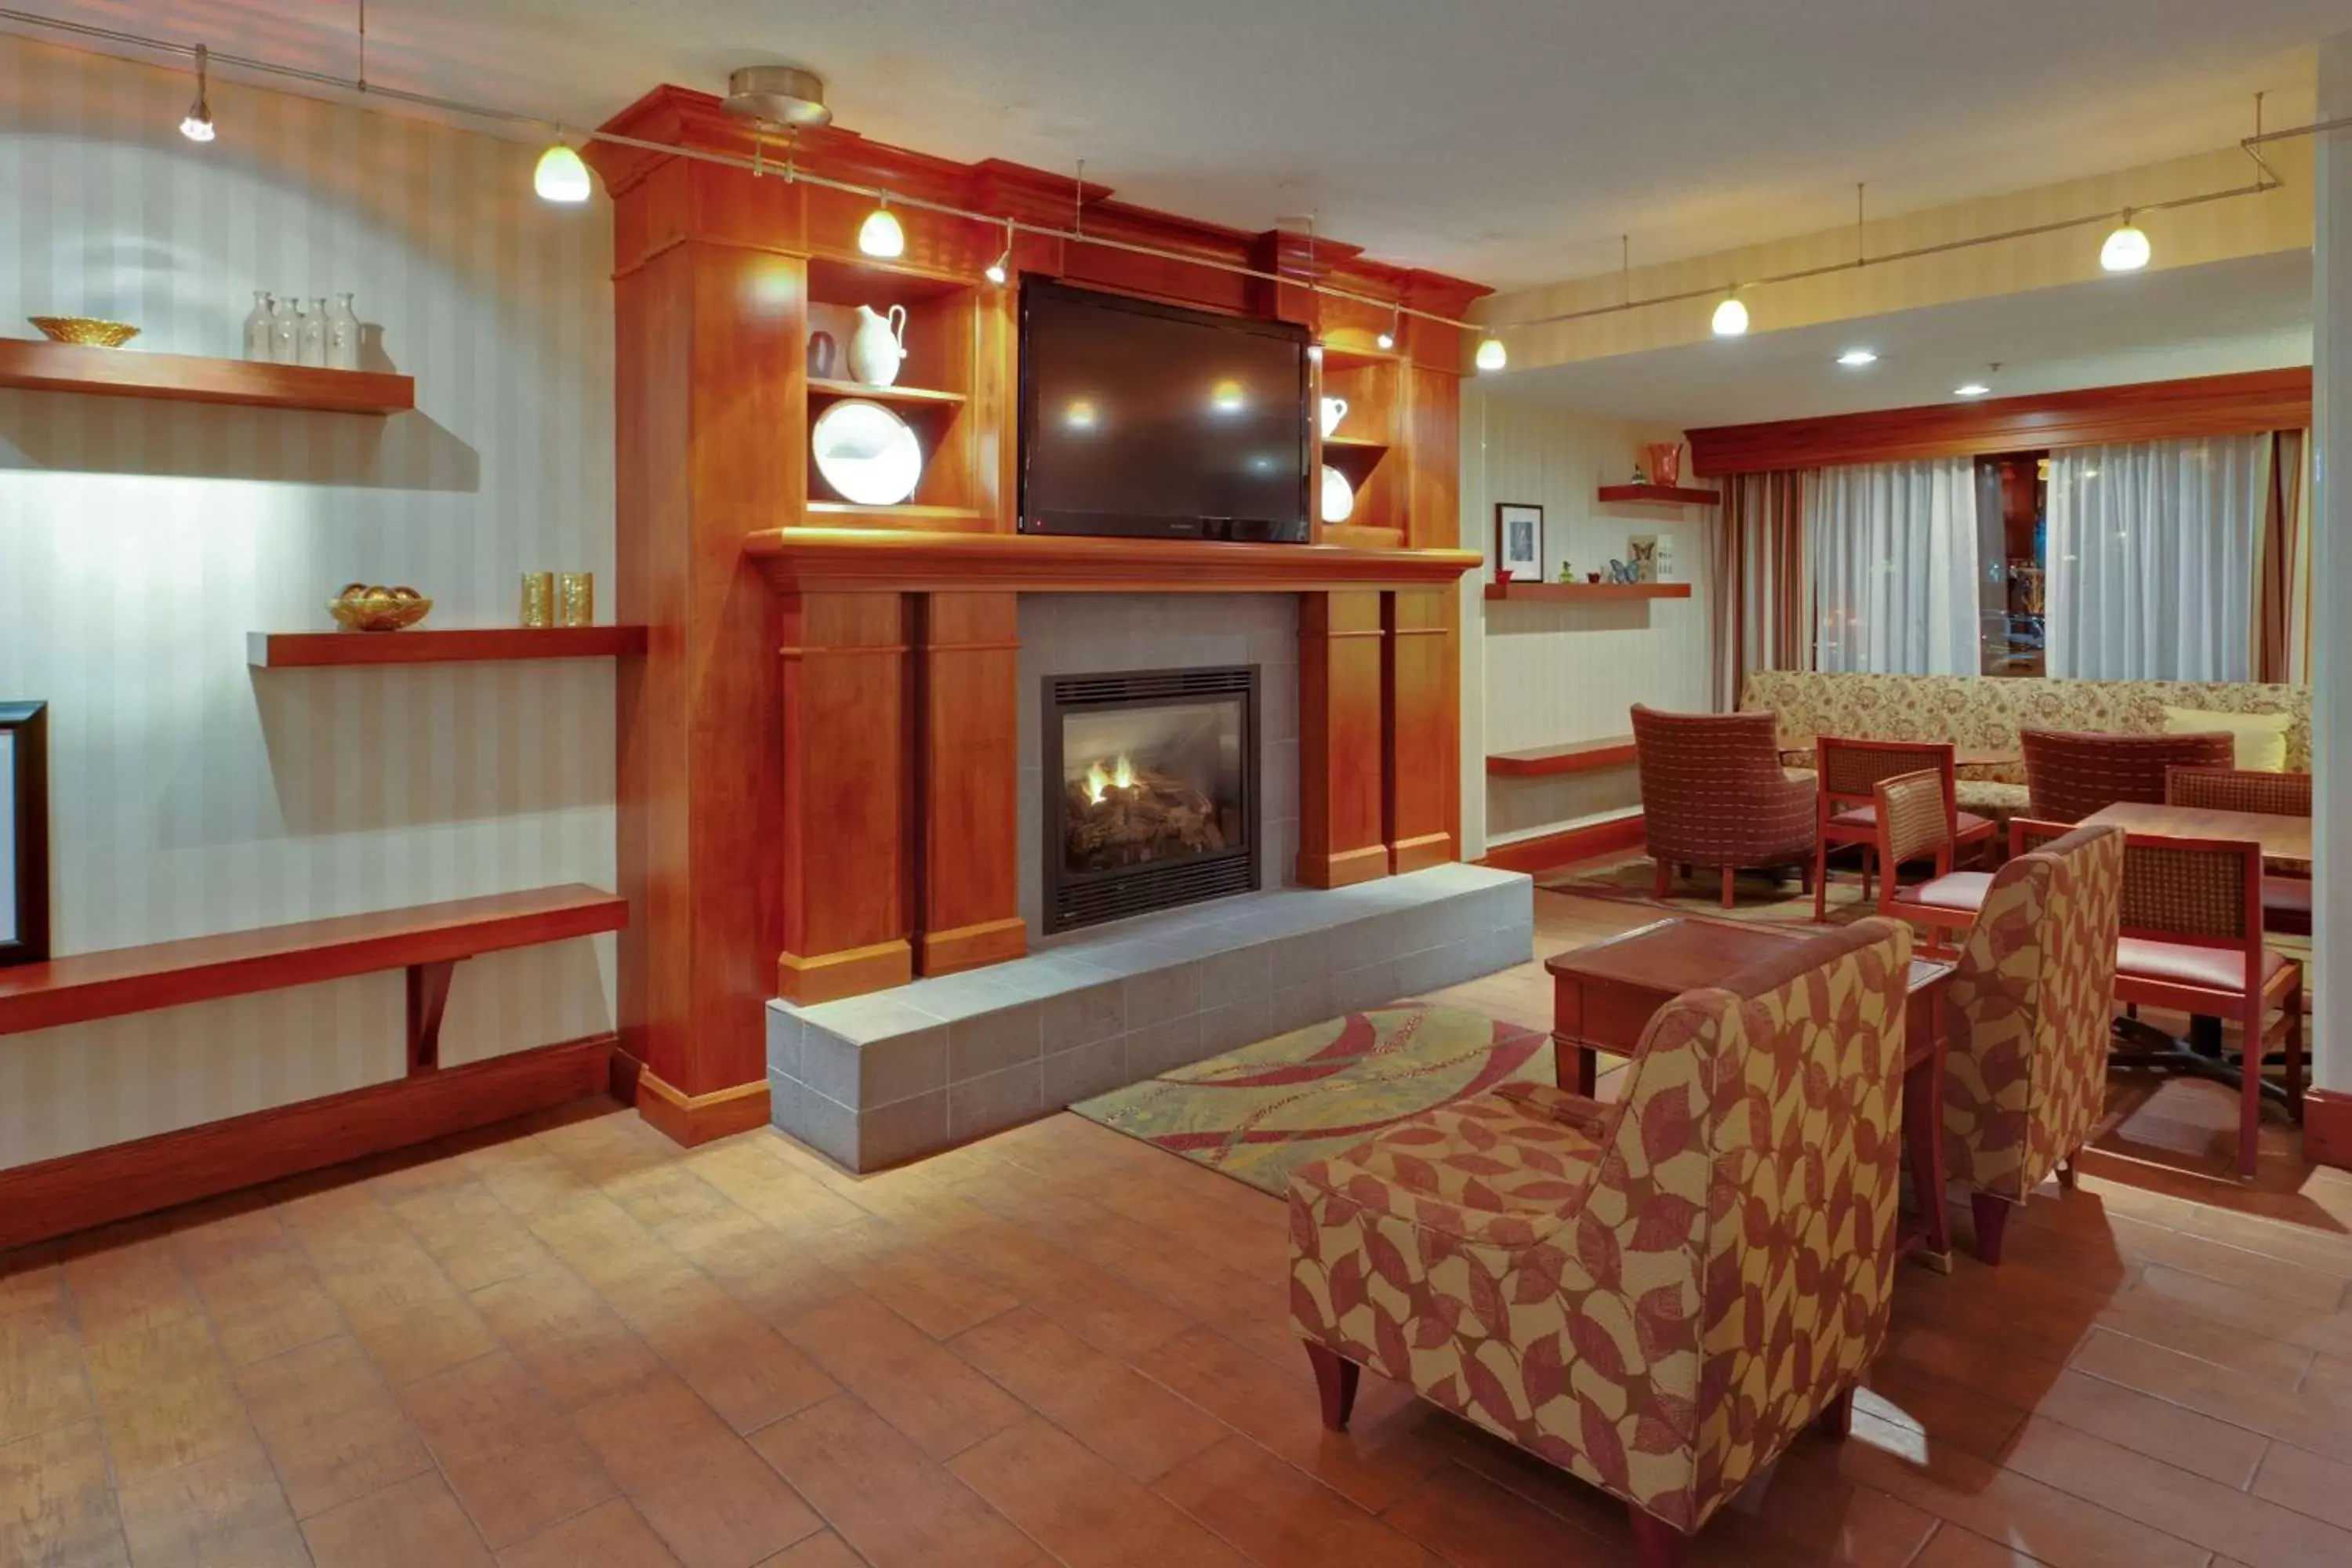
[2305,1087,2352,1172]
[1476,812,1646,875]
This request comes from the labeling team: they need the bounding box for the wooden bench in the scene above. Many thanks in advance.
[1486,735,1639,779]
[0,885,628,1248]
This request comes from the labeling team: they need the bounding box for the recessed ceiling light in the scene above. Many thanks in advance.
[1954,382,1991,397]
[1837,348,1877,367]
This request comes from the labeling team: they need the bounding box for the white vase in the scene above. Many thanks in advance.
[848,303,908,387]
[269,296,299,363]
[297,299,328,367]
[242,292,274,361]
[326,293,361,371]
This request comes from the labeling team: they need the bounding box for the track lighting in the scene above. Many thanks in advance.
[1711,292,1749,336]
[534,138,591,203]
[2100,211,2151,272]
[180,43,215,142]
[1474,333,1506,372]
[1377,307,1399,352]
[1837,347,1878,367]
[983,220,1011,285]
[858,198,906,259]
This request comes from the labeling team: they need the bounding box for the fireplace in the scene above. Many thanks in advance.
[1043,666,1260,933]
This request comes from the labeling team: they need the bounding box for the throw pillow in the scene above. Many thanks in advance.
[2161,706,2290,771]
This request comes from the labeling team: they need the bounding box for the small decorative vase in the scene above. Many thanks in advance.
[808,330,837,379]
[326,293,361,371]
[848,303,908,387]
[557,572,594,627]
[242,292,274,361]
[297,299,328,367]
[269,296,299,363]
[1643,441,1683,486]
[521,572,554,628]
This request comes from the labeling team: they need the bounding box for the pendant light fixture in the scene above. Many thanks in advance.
[534,136,592,203]
[2100,210,2151,272]
[1711,290,1749,336]
[983,219,1012,285]
[179,43,216,142]
[858,197,906,259]
[1474,332,1507,372]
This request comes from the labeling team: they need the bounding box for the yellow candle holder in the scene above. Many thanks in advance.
[557,571,595,627]
[521,571,555,627]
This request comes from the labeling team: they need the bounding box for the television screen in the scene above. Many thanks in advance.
[1020,280,1311,541]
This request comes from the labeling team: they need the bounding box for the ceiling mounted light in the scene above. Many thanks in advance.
[1837,347,1878,367]
[720,65,833,128]
[2100,211,2151,272]
[180,43,215,142]
[1474,333,1507,372]
[534,140,592,203]
[1711,292,1749,337]
[1954,381,1991,397]
[858,198,906,259]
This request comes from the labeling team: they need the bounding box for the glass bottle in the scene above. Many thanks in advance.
[326,293,361,371]
[297,298,328,367]
[241,292,273,361]
[269,296,298,363]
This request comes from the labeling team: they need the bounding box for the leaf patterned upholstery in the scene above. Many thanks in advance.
[1289,918,1915,1538]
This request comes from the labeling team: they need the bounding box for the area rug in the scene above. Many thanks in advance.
[1538,853,1861,927]
[1069,1005,1549,1197]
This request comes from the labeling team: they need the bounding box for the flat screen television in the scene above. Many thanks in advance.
[1019,279,1312,542]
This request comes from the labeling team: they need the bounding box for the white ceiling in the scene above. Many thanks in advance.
[1487,251,2314,427]
[12,1,2343,289]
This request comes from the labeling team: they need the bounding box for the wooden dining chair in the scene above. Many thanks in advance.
[2164,766,2314,937]
[1871,770,1994,950]
[1813,738,1993,922]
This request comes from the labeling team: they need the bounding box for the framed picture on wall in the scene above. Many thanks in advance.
[1,700,50,968]
[1495,503,1545,582]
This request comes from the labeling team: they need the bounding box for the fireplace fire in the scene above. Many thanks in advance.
[1044,666,1258,932]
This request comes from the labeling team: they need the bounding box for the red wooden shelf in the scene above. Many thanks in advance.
[1487,735,1639,779]
[1483,580,1693,603]
[0,885,626,1038]
[1597,483,1718,506]
[248,626,649,668]
[0,338,414,415]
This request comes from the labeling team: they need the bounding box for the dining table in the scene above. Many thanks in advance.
[2080,800,2313,868]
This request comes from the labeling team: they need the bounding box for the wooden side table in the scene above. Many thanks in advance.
[1546,918,1953,1268]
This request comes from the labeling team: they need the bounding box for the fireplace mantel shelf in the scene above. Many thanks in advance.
[745,528,1484,595]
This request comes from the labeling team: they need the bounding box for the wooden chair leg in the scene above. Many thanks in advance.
[1813,840,1831,922]
[2238,999,2263,1181]
[1303,1342,1359,1432]
[1653,859,1672,898]
[1970,1192,2010,1265]
[1813,1385,1855,1439]
[1719,866,1736,909]
[1627,1507,1690,1568]
[2286,985,2306,1109]
[2054,1155,2078,1191]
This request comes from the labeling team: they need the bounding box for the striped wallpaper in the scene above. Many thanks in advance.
[0,34,617,1168]
[1458,393,1717,855]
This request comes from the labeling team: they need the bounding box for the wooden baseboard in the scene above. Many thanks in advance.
[1295,844,1391,889]
[1387,832,1455,875]
[635,1069,772,1148]
[1475,812,1646,875]
[0,1033,618,1251]
[2305,1087,2352,1172]
[776,938,913,1004]
[916,916,1029,978]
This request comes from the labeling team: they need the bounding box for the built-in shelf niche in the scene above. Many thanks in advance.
[1316,347,1401,544]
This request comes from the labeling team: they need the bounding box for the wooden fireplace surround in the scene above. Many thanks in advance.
[589,87,1488,1144]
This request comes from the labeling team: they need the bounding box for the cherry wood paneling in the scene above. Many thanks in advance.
[247,627,648,667]
[1486,735,1639,779]
[0,1035,617,1251]
[1399,365,1463,553]
[914,593,1027,976]
[2307,1087,2352,1173]
[748,529,1480,595]
[1297,591,1389,888]
[1688,368,2314,475]
[0,886,626,1037]
[1483,581,1693,603]
[0,337,413,414]
[777,592,914,1003]
[632,1069,773,1148]
[1384,589,1457,874]
[1474,812,1647,874]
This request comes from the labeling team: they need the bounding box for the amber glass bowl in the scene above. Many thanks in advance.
[328,585,433,633]
[28,316,140,348]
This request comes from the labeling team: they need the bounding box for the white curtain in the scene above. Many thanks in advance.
[2045,435,2267,681]
[1804,456,1983,674]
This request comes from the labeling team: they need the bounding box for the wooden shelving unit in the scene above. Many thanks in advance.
[0,338,413,415]
[1486,735,1639,779]
[1321,435,1390,492]
[802,500,994,531]
[1597,483,1718,506]
[803,260,988,518]
[1483,580,1693,603]
[248,626,649,668]
[808,377,967,409]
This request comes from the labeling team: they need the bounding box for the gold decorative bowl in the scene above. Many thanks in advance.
[29,316,140,348]
[328,584,433,633]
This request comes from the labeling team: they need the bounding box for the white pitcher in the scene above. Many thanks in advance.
[1319,396,1348,437]
[848,303,908,387]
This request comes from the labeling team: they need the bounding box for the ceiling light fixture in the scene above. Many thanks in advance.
[1377,307,1399,353]
[534,136,591,203]
[1474,332,1507,372]
[2100,210,2151,272]
[1837,347,1878,367]
[983,220,1011,285]
[719,65,833,128]
[1711,292,1749,336]
[1954,382,1990,397]
[858,196,906,258]
[180,42,215,141]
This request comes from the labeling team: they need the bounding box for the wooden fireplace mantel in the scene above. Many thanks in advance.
[745,528,1483,595]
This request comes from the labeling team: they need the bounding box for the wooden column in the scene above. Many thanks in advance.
[1385,587,1458,873]
[1297,590,1389,888]
[778,593,916,1004]
[914,593,1027,975]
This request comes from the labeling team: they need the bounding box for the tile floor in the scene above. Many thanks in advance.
[6,884,2352,1567]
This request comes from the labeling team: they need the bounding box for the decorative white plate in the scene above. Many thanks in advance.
[1319,463,1355,524]
[812,397,924,506]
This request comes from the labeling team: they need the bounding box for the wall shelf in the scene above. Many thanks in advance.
[248,626,649,668]
[808,377,967,409]
[1487,735,1639,779]
[1596,483,1718,506]
[1321,435,1389,491]
[802,500,996,531]
[1483,580,1693,603]
[0,338,414,415]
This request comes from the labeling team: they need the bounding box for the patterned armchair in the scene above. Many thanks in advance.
[1632,705,1817,909]
[1942,824,2125,1265]
[1290,919,1915,1568]
[2020,728,2234,822]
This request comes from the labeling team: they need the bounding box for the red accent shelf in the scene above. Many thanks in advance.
[1483,581,1693,603]
[1487,735,1639,779]
[1597,484,1719,506]
[0,338,413,415]
[248,626,649,668]
[1321,435,1390,490]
